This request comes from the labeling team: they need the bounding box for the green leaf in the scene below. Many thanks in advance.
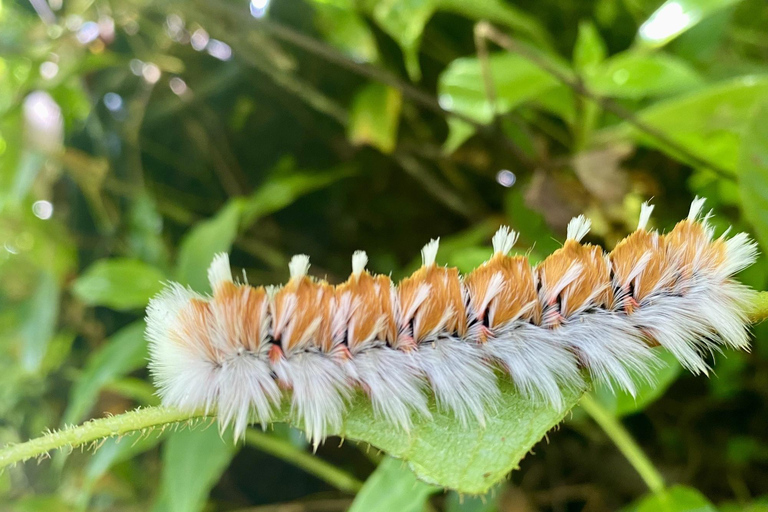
[175,201,242,293]
[370,0,437,81]
[158,426,238,512]
[62,321,148,426]
[348,83,403,154]
[574,20,607,73]
[240,163,353,227]
[600,76,768,174]
[349,456,439,512]
[738,101,768,253]
[72,259,166,311]
[586,52,703,99]
[19,271,59,372]
[637,0,745,48]
[590,348,682,417]
[625,485,718,512]
[313,3,379,64]
[340,379,586,494]
[438,52,563,151]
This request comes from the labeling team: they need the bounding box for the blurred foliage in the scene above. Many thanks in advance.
[1,0,768,510]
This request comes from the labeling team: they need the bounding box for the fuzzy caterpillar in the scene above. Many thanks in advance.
[146,198,758,446]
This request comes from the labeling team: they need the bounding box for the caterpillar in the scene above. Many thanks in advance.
[146,198,757,447]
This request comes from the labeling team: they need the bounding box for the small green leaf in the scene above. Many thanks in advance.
[19,271,59,372]
[637,0,745,48]
[158,426,238,512]
[438,52,563,151]
[240,163,353,227]
[574,20,607,73]
[62,321,148,426]
[176,201,242,293]
[348,83,403,154]
[340,379,586,494]
[586,52,703,99]
[738,101,768,253]
[72,259,166,310]
[313,3,379,64]
[625,485,718,512]
[370,0,437,81]
[590,348,682,417]
[349,456,439,512]
[600,76,768,174]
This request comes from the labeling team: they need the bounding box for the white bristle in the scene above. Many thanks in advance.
[208,253,233,292]
[688,196,707,221]
[421,238,440,267]
[566,215,591,242]
[288,254,310,279]
[492,226,519,256]
[352,250,368,276]
[637,202,654,230]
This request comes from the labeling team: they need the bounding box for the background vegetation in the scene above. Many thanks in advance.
[2,0,768,510]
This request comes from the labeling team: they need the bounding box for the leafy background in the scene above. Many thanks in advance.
[2,0,768,510]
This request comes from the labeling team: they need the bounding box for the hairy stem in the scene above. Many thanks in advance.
[580,394,665,493]
[244,429,363,493]
[0,407,208,470]
[749,291,768,323]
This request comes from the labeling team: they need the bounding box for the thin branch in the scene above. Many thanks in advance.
[244,430,363,493]
[579,394,666,493]
[475,22,736,181]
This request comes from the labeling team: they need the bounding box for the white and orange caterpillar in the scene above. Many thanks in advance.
[146,198,757,446]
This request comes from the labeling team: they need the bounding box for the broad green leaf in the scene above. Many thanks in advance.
[176,201,242,292]
[738,101,768,253]
[574,20,607,73]
[72,259,166,310]
[586,52,703,99]
[438,0,551,49]
[369,0,437,81]
[240,164,354,227]
[624,485,718,512]
[637,0,745,48]
[19,271,59,372]
[349,456,439,512]
[590,348,682,417]
[62,321,148,426]
[340,379,586,494]
[313,3,379,63]
[348,83,403,154]
[158,426,238,512]
[438,52,563,151]
[599,76,768,174]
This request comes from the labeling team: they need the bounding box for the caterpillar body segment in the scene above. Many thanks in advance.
[146,198,757,445]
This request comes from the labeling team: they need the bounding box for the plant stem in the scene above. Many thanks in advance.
[244,429,363,493]
[579,394,665,493]
[749,291,768,323]
[0,407,207,470]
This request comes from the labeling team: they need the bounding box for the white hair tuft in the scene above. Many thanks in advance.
[492,226,519,256]
[288,254,310,279]
[352,250,368,276]
[208,253,233,292]
[566,215,591,242]
[421,238,440,267]
[637,202,655,230]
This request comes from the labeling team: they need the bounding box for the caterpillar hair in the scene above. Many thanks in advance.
[146,198,758,446]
